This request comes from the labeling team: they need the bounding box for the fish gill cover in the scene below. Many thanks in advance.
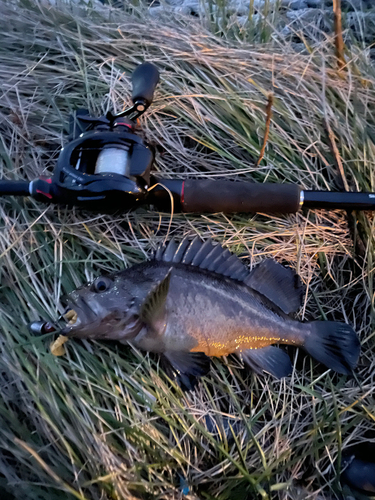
[0,1,374,500]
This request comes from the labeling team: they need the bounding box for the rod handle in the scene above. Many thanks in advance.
[0,180,30,197]
[181,180,302,214]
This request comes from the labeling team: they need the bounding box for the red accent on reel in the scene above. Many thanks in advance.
[36,189,53,199]
[114,122,133,129]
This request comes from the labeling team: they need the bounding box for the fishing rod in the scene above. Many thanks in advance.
[1,62,375,215]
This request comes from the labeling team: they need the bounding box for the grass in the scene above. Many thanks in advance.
[0,0,375,499]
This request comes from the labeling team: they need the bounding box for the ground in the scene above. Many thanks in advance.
[0,1,374,499]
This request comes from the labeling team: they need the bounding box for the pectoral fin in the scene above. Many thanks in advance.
[240,346,292,378]
[139,268,172,331]
[162,351,211,391]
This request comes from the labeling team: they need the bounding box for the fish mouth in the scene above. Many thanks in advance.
[59,297,97,336]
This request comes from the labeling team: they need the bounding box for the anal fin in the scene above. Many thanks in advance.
[240,346,292,378]
[162,351,211,391]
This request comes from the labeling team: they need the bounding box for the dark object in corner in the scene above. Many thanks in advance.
[341,443,375,496]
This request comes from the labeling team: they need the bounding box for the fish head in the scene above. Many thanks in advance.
[60,274,143,341]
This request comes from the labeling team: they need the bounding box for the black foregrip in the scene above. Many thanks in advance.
[131,63,160,107]
[0,180,30,196]
[182,180,302,214]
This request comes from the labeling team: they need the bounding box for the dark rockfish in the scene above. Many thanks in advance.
[61,238,360,387]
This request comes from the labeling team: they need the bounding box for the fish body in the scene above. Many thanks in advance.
[129,261,304,356]
[61,238,360,386]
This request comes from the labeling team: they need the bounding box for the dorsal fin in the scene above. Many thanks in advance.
[154,237,250,281]
[244,259,303,314]
[154,238,303,315]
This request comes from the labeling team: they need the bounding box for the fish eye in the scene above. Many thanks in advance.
[92,277,112,293]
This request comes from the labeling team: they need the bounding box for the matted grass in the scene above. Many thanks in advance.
[0,1,374,499]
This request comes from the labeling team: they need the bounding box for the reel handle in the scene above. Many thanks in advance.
[131,62,160,108]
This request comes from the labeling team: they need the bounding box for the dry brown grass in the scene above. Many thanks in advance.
[0,1,374,499]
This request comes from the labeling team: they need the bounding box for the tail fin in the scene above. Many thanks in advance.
[304,321,360,375]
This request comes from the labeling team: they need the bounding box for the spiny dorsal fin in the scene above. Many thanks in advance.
[140,268,172,327]
[154,238,303,315]
[154,237,249,281]
[244,259,303,314]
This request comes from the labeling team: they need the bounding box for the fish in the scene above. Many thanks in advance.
[60,237,360,389]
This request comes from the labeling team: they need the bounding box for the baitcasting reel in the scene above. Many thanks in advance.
[29,62,158,212]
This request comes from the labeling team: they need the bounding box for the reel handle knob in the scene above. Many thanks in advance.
[131,62,160,108]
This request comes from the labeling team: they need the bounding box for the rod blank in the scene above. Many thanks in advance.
[302,190,375,211]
